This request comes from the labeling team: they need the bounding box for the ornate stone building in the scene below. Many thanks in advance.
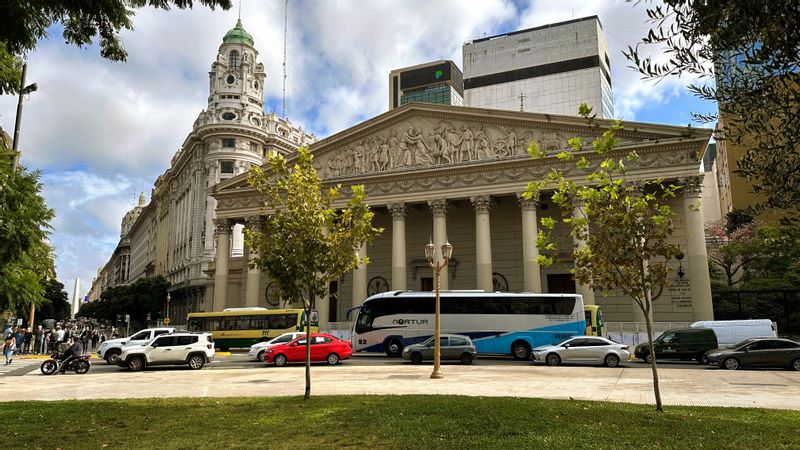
[209,102,715,327]
[89,21,315,316]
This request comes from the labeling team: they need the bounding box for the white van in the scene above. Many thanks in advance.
[690,320,776,347]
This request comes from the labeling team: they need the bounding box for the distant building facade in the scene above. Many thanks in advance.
[389,60,464,110]
[89,21,315,320]
[463,16,614,118]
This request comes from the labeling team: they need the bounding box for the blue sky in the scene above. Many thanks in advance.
[0,0,714,305]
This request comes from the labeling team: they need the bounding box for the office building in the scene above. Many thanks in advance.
[389,60,464,110]
[463,16,614,118]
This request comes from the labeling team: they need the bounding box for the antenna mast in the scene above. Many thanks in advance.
[282,0,288,118]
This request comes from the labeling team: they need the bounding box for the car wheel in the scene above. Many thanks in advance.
[511,341,531,360]
[697,355,708,365]
[723,357,740,370]
[274,354,287,367]
[644,354,654,364]
[74,359,90,374]
[105,350,121,365]
[460,353,473,365]
[410,352,423,364]
[256,351,265,362]
[545,353,561,366]
[326,353,340,365]
[604,354,620,368]
[188,354,205,370]
[40,360,57,375]
[127,356,145,372]
[385,339,403,358]
[791,358,800,372]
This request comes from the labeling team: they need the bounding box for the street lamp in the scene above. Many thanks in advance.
[426,238,452,379]
[164,293,171,326]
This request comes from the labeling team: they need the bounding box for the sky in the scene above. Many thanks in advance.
[0,0,715,305]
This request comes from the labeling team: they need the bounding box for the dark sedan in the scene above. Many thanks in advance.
[705,338,800,371]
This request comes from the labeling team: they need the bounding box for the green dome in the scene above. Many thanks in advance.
[223,19,254,47]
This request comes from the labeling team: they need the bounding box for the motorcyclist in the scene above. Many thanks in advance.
[59,337,83,373]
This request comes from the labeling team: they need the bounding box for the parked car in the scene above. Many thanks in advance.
[248,332,306,361]
[263,333,352,366]
[118,332,215,371]
[97,327,175,364]
[634,328,718,363]
[705,338,800,371]
[402,334,478,365]
[691,320,776,347]
[532,336,629,367]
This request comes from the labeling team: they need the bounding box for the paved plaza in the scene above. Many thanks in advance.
[1,358,798,410]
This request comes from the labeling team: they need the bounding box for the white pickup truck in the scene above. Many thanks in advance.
[97,327,175,364]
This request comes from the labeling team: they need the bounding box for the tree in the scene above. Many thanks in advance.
[77,276,169,329]
[0,0,232,94]
[524,105,682,412]
[625,1,800,219]
[705,220,761,287]
[245,147,382,400]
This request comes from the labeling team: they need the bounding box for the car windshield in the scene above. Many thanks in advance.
[270,334,293,345]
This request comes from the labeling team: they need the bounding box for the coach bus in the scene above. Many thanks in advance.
[187,307,318,350]
[350,291,588,360]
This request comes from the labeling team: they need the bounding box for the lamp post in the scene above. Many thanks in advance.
[425,238,452,379]
[164,293,171,326]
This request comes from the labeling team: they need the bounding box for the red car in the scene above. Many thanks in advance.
[263,333,352,366]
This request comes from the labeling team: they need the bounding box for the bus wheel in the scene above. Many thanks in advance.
[385,339,403,358]
[511,341,531,360]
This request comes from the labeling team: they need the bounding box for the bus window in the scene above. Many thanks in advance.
[250,316,266,330]
[236,316,252,330]
[220,317,237,330]
[187,318,204,332]
[268,314,294,330]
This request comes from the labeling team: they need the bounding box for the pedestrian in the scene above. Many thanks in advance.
[35,325,44,354]
[23,328,32,354]
[2,323,12,340]
[14,328,24,354]
[3,333,16,365]
[91,330,99,350]
[55,325,64,343]
[81,328,89,351]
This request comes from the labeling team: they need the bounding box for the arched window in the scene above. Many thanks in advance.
[229,50,240,71]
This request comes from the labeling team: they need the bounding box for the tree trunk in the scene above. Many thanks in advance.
[304,289,314,400]
[643,293,664,412]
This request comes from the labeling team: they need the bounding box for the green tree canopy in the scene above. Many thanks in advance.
[77,276,170,328]
[0,0,232,94]
[245,147,382,399]
[625,0,800,220]
[525,104,682,412]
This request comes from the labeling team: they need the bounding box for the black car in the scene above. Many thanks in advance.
[705,338,800,371]
[634,328,718,364]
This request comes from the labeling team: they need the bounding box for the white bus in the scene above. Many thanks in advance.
[350,290,586,359]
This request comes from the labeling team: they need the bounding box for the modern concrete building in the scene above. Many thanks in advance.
[209,102,715,327]
[462,16,613,118]
[389,60,464,110]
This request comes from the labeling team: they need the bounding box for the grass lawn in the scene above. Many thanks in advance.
[1,395,798,449]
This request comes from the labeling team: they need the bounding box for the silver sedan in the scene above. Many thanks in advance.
[532,336,630,367]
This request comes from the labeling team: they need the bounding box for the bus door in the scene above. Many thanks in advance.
[584,305,604,336]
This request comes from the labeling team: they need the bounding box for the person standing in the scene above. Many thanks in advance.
[2,323,12,340]
[14,328,24,355]
[91,330,99,350]
[3,333,16,365]
[23,329,32,355]
[35,326,44,354]
[55,326,65,343]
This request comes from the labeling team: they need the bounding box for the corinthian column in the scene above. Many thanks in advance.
[352,242,368,306]
[428,199,449,290]
[244,216,263,308]
[387,203,407,290]
[518,195,542,293]
[212,218,232,311]
[471,195,493,291]
[682,175,714,321]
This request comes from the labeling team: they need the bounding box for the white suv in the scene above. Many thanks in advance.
[98,327,175,364]
[118,332,215,371]
[248,332,306,361]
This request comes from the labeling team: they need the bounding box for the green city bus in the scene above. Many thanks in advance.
[187,308,319,350]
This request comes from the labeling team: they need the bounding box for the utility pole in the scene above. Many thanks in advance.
[11,61,37,172]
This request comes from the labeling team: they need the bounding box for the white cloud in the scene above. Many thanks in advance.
[0,0,704,298]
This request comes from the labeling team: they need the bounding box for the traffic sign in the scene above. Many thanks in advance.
[163,317,171,325]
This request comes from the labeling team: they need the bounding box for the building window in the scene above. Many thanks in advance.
[220,160,235,174]
[229,50,240,71]
[250,143,259,153]
[222,139,235,148]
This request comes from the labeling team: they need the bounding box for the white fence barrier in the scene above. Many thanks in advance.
[324,321,353,341]
[604,322,691,347]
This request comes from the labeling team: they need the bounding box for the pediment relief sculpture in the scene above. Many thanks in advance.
[317,118,588,179]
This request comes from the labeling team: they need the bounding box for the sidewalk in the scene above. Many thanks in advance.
[2,363,799,409]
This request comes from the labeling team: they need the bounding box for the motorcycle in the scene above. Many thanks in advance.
[40,350,91,375]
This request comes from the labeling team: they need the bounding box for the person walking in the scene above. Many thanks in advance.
[3,333,16,365]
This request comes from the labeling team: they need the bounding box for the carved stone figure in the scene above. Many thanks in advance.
[446,127,463,163]
[475,127,493,160]
[461,126,475,161]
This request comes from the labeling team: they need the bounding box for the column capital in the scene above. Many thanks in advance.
[387,203,406,221]
[213,218,232,236]
[517,194,537,212]
[680,175,704,198]
[244,215,264,232]
[428,199,448,218]
[470,195,492,215]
